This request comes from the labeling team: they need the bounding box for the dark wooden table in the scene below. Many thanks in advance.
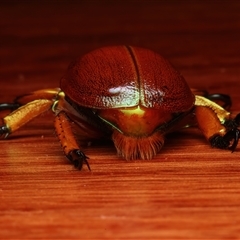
[1,1,240,239]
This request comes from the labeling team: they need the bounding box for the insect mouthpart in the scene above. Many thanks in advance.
[112,130,164,160]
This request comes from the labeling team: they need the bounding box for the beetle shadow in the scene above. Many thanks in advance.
[165,128,207,145]
[2,129,56,142]
[79,138,115,148]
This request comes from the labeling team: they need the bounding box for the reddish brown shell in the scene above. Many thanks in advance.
[61,46,194,112]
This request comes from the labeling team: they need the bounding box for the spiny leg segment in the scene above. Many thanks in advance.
[54,111,91,170]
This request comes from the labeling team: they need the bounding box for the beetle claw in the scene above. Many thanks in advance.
[0,125,10,138]
[224,113,240,129]
[210,128,240,152]
[67,149,91,171]
[225,113,240,152]
[228,129,240,152]
[224,128,239,152]
[210,134,229,149]
[210,113,240,152]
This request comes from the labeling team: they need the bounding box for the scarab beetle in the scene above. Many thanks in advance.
[0,46,240,170]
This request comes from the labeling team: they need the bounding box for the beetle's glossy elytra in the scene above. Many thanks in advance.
[61,46,195,111]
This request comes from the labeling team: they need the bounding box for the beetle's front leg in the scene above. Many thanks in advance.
[54,111,90,170]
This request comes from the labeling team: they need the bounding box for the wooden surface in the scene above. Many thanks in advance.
[1,1,240,239]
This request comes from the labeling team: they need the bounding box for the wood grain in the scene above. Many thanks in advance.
[0,1,240,239]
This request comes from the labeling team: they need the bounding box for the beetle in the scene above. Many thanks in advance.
[0,45,239,170]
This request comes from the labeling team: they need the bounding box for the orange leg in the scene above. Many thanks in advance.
[0,89,99,170]
[0,88,61,137]
[195,96,239,151]
[54,111,91,170]
[0,99,53,137]
[191,88,232,109]
[14,88,61,105]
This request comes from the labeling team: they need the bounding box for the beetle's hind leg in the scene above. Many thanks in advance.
[0,88,61,112]
[195,95,240,152]
[0,88,61,138]
[0,103,21,137]
[0,99,54,138]
[191,88,232,110]
[0,103,21,111]
[206,93,232,110]
[210,113,240,152]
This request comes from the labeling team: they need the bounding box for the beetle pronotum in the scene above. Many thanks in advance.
[0,46,239,169]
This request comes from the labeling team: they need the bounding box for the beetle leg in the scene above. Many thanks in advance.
[0,124,10,138]
[225,113,240,128]
[14,88,61,105]
[205,93,232,110]
[67,149,90,170]
[54,111,90,170]
[191,88,232,109]
[210,128,239,151]
[195,95,240,151]
[0,88,60,112]
[210,113,240,152]
[0,89,63,137]
[0,103,21,111]
[0,99,53,138]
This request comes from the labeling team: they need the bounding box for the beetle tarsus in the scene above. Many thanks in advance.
[0,125,10,138]
[210,135,229,149]
[224,113,240,151]
[0,103,21,111]
[210,112,240,152]
[228,129,239,152]
[224,113,240,128]
[67,149,91,170]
